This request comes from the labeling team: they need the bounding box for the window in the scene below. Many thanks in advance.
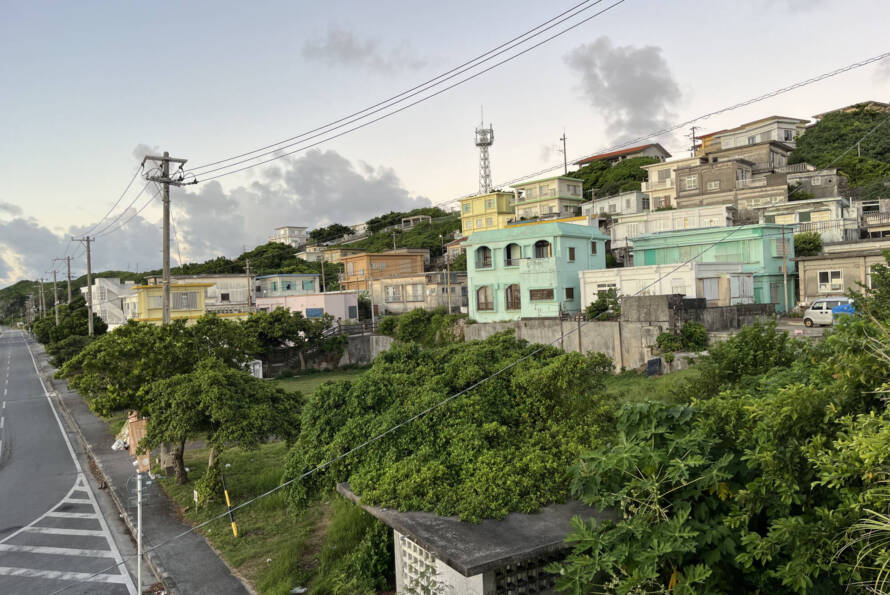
[348,305,358,319]
[384,285,403,302]
[608,204,617,213]
[624,199,631,210]
[505,284,521,310]
[255,285,262,294]
[818,270,843,293]
[703,278,719,301]
[462,203,471,213]
[798,211,811,223]
[707,180,720,191]
[220,292,230,302]
[148,296,162,309]
[748,135,757,145]
[476,286,494,311]
[485,199,495,209]
[485,217,493,226]
[302,279,314,290]
[812,176,822,185]
[657,169,671,182]
[568,247,575,262]
[505,243,521,266]
[172,291,198,311]
[271,281,278,291]
[684,175,698,190]
[529,288,555,301]
[642,196,650,210]
[475,246,492,268]
[465,221,473,231]
[347,262,355,274]
[476,219,483,228]
[590,241,598,255]
[565,287,574,301]
[534,240,552,258]
[405,283,424,302]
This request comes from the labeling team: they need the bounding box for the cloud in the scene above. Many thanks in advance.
[0,202,23,218]
[565,36,682,145]
[302,28,426,72]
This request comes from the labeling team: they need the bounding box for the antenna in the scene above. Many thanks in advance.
[475,112,494,194]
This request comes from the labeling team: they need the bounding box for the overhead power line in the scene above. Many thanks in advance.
[190,0,628,182]
[185,0,612,174]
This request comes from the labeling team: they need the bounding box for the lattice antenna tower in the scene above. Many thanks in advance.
[475,109,494,194]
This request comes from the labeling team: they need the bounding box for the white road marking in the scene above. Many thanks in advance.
[44,511,98,519]
[61,497,92,505]
[0,566,127,584]
[21,527,107,537]
[0,439,3,460]
[0,543,114,558]
[0,417,4,429]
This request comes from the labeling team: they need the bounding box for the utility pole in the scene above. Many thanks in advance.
[441,234,452,314]
[781,225,789,315]
[559,131,568,175]
[52,270,59,326]
[72,236,95,336]
[245,259,253,310]
[143,152,189,325]
[689,125,700,157]
[39,279,46,318]
[392,232,397,251]
[55,257,72,304]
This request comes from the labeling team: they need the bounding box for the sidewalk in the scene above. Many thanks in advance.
[30,340,251,595]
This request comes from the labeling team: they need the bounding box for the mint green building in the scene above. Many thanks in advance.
[631,224,796,312]
[465,222,609,321]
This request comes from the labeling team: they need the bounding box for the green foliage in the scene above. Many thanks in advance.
[679,321,708,351]
[195,461,223,507]
[45,335,94,367]
[572,156,661,198]
[605,251,621,268]
[241,308,339,362]
[789,108,890,188]
[311,496,394,594]
[794,231,823,257]
[377,308,466,346]
[347,215,459,258]
[31,294,107,345]
[656,331,684,353]
[450,251,467,271]
[309,223,353,244]
[585,288,620,320]
[283,333,616,521]
[365,207,449,233]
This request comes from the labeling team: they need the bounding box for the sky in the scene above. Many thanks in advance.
[1,0,889,287]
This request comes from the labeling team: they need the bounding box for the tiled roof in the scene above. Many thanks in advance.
[574,143,669,165]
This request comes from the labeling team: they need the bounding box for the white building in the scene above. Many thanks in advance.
[145,274,254,313]
[585,190,650,216]
[579,262,754,308]
[296,245,325,262]
[609,204,737,264]
[268,226,308,248]
[706,115,809,151]
[79,278,137,329]
[755,196,858,244]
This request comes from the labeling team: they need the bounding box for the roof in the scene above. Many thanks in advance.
[337,483,614,577]
[634,223,786,243]
[465,221,609,244]
[794,249,889,262]
[574,143,670,166]
[254,273,320,279]
[814,101,890,119]
[708,116,810,138]
[511,174,584,188]
[133,283,214,289]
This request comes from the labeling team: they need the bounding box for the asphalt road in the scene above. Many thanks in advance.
[0,329,136,594]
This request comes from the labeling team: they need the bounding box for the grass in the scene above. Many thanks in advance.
[159,442,331,595]
[272,367,367,397]
[603,366,700,404]
[101,410,130,437]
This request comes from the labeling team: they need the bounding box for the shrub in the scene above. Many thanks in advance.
[794,231,823,257]
[46,335,94,367]
[586,288,620,320]
[656,332,683,353]
[679,321,708,351]
[377,315,397,336]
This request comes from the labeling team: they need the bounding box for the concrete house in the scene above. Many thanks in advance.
[640,156,702,210]
[795,248,888,305]
[756,196,858,243]
[574,143,671,166]
[340,251,427,292]
[786,168,848,199]
[511,176,586,221]
[256,291,359,321]
[587,190,650,216]
[79,278,137,329]
[632,224,796,312]
[674,156,789,211]
[145,274,254,314]
[579,262,755,308]
[131,283,214,324]
[699,116,809,152]
[370,271,468,316]
[268,226,308,248]
[254,274,320,298]
[465,222,609,321]
[460,191,516,235]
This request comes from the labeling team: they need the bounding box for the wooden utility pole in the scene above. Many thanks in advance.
[55,257,72,304]
[72,236,95,336]
[52,269,59,326]
[245,259,253,311]
[781,225,789,314]
[39,279,46,318]
[143,152,189,325]
[320,259,326,293]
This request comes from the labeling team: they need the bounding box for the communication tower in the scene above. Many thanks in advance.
[475,117,494,194]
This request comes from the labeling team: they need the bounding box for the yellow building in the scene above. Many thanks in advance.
[459,191,516,235]
[131,283,213,324]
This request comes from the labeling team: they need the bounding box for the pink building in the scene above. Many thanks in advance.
[255,291,359,322]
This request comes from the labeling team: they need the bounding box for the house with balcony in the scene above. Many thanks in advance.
[511,176,587,221]
[640,156,702,209]
[79,278,137,329]
[632,224,796,312]
[579,262,754,308]
[697,116,809,153]
[704,140,794,175]
[340,251,427,292]
[755,196,858,244]
[586,190,650,216]
[370,271,468,316]
[609,204,737,265]
[574,143,671,167]
[459,191,516,235]
[674,157,789,212]
[131,282,214,324]
[254,274,320,298]
[268,226,308,248]
[465,222,608,321]
[145,274,254,314]
[322,247,365,264]
[786,168,848,199]
[256,291,359,321]
[296,244,326,262]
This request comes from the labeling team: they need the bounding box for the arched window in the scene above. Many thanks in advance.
[475,246,492,269]
[476,286,494,311]
[505,284,521,310]
[534,240,552,259]
[505,243,522,266]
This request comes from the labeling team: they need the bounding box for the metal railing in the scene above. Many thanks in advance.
[776,163,815,174]
[861,211,890,226]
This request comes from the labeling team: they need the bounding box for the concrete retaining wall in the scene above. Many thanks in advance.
[621,295,774,332]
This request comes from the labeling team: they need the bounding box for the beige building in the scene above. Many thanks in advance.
[323,247,364,264]
[511,176,586,220]
[697,116,808,153]
[370,271,468,316]
[756,197,858,244]
[640,156,701,209]
[674,158,788,211]
[340,251,427,292]
[795,249,887,305]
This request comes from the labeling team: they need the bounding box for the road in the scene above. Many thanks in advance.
[0,329,136,595]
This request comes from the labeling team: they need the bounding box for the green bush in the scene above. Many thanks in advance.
[656,332,683,353]
[586,288,620,320]
[377,308,466,347]
[377,315,397,336]
[46,335,94,367]
[679,321,708,351]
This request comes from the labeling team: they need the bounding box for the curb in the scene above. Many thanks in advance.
[30,343,176,594]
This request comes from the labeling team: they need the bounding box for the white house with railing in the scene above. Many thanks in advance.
[80,278,138,329]
[755,196,858,243]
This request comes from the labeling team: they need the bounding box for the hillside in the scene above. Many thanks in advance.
[570,155,661,198]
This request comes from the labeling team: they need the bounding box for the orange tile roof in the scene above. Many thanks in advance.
[574,143,668,165]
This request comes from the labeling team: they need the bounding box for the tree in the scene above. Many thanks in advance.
[794,231,823,257]
[309,223,353,244]
[572,156,661,198]
[32,294,106,345]
[585,288,620,320]
[140,358,301,484]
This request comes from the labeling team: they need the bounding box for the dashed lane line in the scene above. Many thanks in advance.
[0,544,115,559]
[20,527,107,538]
[0,567,128,584]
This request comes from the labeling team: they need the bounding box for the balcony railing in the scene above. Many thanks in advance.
[643,179,673,190]
[504,258,521,267]
[477,302,494,311]
[861,212,890,226]
[475,258,493,269]
[775,163,815,174]
[505,300,521,311]
[736,177,768,188]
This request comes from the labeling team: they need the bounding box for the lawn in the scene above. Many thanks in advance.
[159,442,332,595]
[603,366,700,404]
[272,367,367,397]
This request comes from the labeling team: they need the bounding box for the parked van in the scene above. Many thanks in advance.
[803,297,853,327]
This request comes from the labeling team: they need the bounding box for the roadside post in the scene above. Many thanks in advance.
[221,472,238,537]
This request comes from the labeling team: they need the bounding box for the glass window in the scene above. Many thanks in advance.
[476,219,483,228]
[529,288,555,301]
[707,180,720,191]
[462,203,471,213]
[405,283,424,302]
[302,279,314,290]
[475,246,492,268]
[505,284,521,310]
[476,286,494,311]
[818,270,842,293]
[748,135,757,145]
[348,305,358,319]
[684,175,698,190]
[172,291,198,311]
[465,221,473,231]
[485,217,493,226]
[148,296,162,309]
[347,262,354,274]
[384,285,403,303]
[568,247,575,262]
[565,287,574,301]
[591,241,598,255]
[505,243,521,266]
[812,176,822,185]
[798,211,811,223]
[534,240,552,258]
[485,199,495,209]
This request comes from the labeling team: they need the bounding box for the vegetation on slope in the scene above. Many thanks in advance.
[571,155,661,198]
